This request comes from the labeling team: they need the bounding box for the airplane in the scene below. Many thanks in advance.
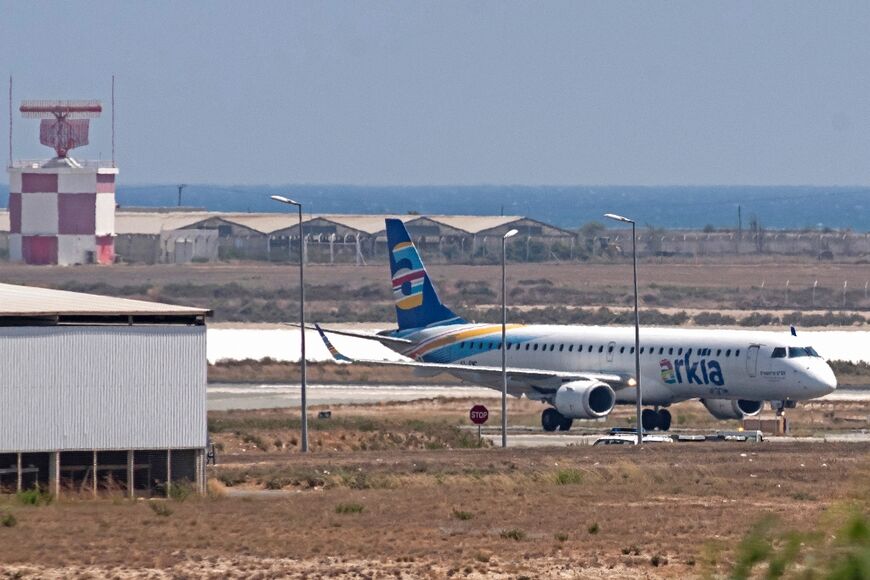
[314,218,838,432]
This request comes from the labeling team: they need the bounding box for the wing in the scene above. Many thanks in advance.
[314,324,635,399]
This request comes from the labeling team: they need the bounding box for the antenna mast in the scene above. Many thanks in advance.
[7,76,11,167]
[111,75,115,167]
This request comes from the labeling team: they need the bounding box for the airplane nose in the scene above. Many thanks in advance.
[813,364,838,394]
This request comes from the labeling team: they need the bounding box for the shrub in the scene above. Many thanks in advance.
[1,513,16,528]
[149,502,173,517]
[166,480,194,502]
[588,522,600,534]
[335,502,364,514]
[452,509,474,521]
[500,528,526,541]
[553,468,584,485]
[554,532,568,542]
[17,486,52,506]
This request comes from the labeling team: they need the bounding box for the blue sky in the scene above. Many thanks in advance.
[2,1,870,185]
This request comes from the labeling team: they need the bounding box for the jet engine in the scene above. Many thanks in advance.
[701,398,763,420]
[553,381,615,419]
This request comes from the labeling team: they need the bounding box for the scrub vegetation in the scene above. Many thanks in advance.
[0,260,866,324]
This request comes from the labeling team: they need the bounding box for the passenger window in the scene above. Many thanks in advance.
[678,348,683,355]
[608,345,614,353]
[726,349,731,356]
[550,344,556,351]
[577,344,583,351]
[640,347,644,354]
[716,349,722,356]
[735,350,740,357]
[630,347,635,354]
[533,344,538,351]
[559,344,564,352]
[772,347,786,358]
[588,345,593,352]
[598,345,604,353]
[567,345,573,352]
[668,347,674,355]
[659,348,664,355]
[619,346,625,354]
[525,344,530,351]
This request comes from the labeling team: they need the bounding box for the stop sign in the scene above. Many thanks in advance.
[469,404,489,425]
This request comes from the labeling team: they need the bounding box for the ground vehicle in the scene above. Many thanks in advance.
[592,434,673,445]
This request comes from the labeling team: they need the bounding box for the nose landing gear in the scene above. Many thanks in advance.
[542,407,573,432]
[641,408,672,431]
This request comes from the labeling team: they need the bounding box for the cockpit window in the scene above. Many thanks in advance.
[787,346,821,358]
[771,347,786,358]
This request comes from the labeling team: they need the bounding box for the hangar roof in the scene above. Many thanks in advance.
[0,283,211,320]
[115,211,213,235]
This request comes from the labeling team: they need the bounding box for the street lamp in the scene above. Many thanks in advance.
[604,213,642,445]
[271,195,308,452]
[501,228,519,448]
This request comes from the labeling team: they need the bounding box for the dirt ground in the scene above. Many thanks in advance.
[1,397,869,579]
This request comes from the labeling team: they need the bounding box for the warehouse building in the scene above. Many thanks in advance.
[0,283,210,497]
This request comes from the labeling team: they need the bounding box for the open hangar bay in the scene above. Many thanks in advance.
[0,283,211,497]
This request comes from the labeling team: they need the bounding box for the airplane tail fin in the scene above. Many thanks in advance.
[386,218,465,331]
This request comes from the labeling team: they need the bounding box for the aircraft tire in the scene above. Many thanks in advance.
[558,416,573,431]
[657,409,672,431]
[641,408,660,431]
[542,408,562,432]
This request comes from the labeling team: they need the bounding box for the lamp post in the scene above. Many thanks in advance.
[271,195,308,452]
[604,213,642,445]
[501,229,519,448]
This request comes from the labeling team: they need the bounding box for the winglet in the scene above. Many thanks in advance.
[315,323,353,363]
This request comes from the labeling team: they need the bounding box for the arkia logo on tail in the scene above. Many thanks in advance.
[659,349,724,386]
[391,241,425,310]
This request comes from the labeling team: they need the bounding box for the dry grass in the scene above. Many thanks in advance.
[0,442,867,578]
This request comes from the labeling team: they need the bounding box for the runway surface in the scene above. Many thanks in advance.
[207,382,870,411]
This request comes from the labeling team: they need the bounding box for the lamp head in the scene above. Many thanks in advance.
[604,213,634,224]
[271,195,301,206]
[503,229,519,239]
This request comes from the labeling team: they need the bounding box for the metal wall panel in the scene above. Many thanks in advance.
[57,171,97,194]
[20,192,59,235]
[56,234,95,265]
[0,325,206,452]
[94,193,116,236]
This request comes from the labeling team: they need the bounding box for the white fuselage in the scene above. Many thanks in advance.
[393,324,837,405]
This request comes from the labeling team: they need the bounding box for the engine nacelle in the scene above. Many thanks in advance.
[701,398,763,420]
[553,381,615,419]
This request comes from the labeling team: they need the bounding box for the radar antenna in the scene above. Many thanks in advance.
[19,100,102,158]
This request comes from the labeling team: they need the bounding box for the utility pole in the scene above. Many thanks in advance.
[177,184,187,207]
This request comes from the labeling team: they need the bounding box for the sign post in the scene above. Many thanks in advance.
[469,404,489,442]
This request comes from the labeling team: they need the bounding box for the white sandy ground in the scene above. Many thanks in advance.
[206,324,870,364]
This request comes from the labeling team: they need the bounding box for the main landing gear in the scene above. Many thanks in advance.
[641,408,672,431]
[541,408,573,432]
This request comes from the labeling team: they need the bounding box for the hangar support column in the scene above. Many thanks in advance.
[127,450,134,499]
[49,452,60,497]
[16,453,22,492]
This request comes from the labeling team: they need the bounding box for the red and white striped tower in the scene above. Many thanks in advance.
[8,100,116,265]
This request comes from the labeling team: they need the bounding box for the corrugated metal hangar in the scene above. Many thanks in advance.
[0,283,211,497]
[0,209,578,264]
